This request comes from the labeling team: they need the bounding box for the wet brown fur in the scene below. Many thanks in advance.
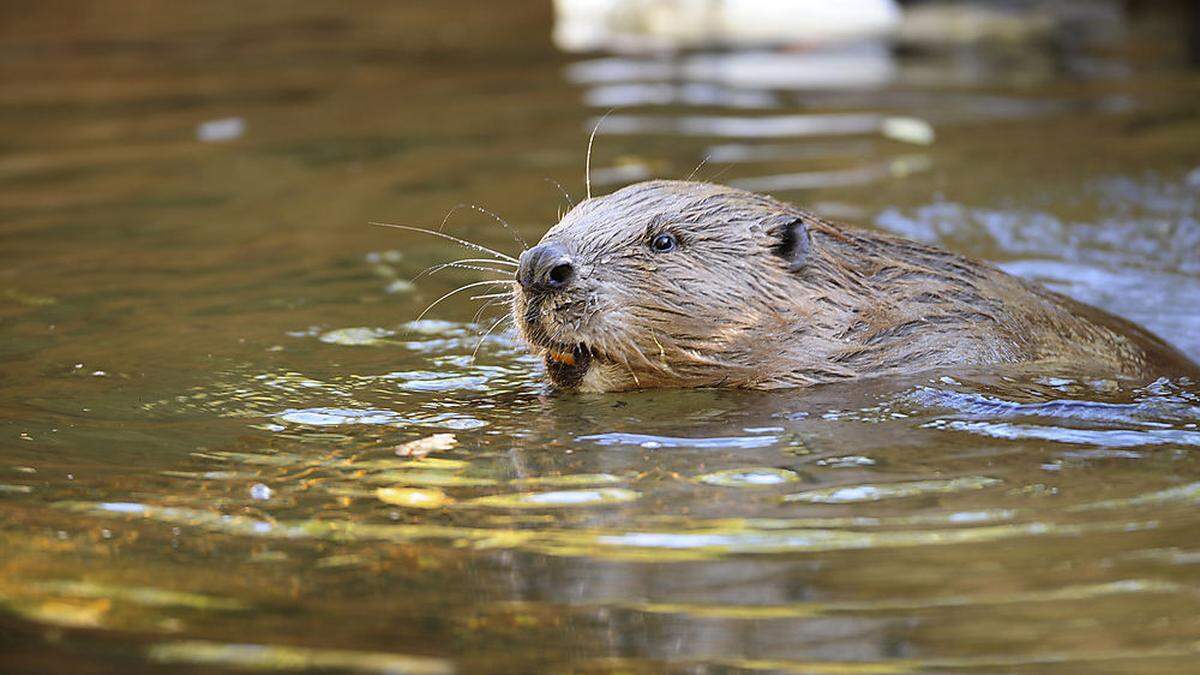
[513,180,1198,392]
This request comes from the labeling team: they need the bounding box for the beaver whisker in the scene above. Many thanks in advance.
[370,222,518,264]
[456,203,529,252]
[585,109,613,200]
[434,202,525,252]
[416,279,517,322]
[421,257,518,272]
[469,291,514,301]
[412,260,517,282]
[684,154,711,182]
[544,177,576,210]
[418,264,514,280]
[470,314,512,364]
[472,295,513,325]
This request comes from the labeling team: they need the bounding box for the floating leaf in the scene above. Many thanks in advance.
[375,487,454,509]
[395,434,457,457]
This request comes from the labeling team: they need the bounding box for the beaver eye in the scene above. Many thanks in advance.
[650,233,677,253]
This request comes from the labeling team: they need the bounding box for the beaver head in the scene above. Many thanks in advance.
[512,180,822,392]
[507,180,1199,390]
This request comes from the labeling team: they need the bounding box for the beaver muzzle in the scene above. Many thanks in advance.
[517,241,597,388]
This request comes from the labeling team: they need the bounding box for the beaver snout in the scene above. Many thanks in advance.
[518,242,575,293]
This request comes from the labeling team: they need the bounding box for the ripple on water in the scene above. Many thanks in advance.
[462,488,641,509]
[578,432,779,449]
[906,385,1200,424]
[1070,481,1200,512]
[317,327,397,346]
[925,419,1200,447]
[401,319,464,335]
[783,477,1002,504]
[273,407,485,430]
[60,501,1154,561]
[510,473,626,487]
[384,371,491,392]
[275,408,407,426]
[375,487,454,509]
[622,578,1179,619]
[147,641,453,675]
[368,471,498,488]
[696,468,800,487]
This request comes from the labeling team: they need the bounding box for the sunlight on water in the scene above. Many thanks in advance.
[783,477,1002,504]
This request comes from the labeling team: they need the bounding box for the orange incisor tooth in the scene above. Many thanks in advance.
[549,350,576,366]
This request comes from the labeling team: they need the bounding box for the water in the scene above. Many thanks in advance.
[3,2,1200,672]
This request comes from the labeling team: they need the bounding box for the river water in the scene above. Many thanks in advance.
[2,2,1200,673]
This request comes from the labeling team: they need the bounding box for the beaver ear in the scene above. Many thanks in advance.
[771,216,811,272]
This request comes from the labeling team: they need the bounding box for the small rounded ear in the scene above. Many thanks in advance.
[771,215,811,272]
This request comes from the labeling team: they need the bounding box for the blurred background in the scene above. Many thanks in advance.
[2,1,1200,673]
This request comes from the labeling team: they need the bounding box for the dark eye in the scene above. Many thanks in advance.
[650,233,677,253]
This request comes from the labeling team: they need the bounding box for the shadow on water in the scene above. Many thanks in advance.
[2,1,1200,673]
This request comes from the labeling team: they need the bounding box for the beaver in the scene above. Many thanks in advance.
[511,180,1198,392]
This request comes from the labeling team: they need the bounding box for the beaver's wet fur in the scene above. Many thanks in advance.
[513,180,1197,392]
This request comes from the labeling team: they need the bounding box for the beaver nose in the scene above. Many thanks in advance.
[518,242,575,293]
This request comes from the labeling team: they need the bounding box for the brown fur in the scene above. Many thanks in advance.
[513,180,1197,392]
